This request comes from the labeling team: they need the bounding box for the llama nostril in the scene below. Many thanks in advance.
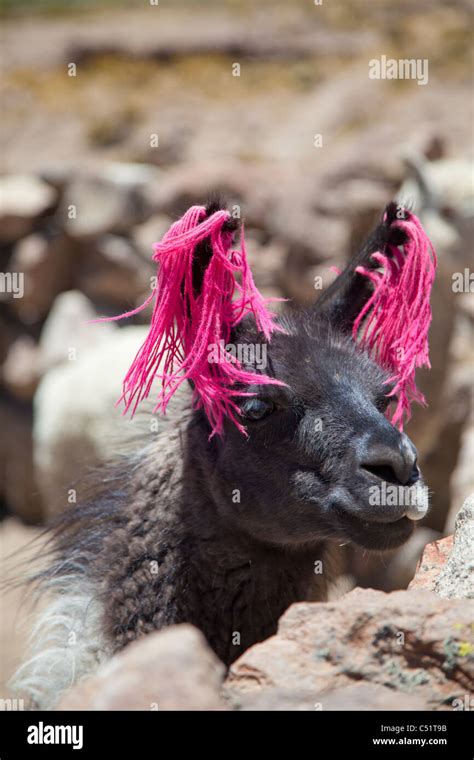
[360,435,418,486]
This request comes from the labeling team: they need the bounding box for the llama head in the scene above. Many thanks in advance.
[202,310,427,552]
[111,200,434,552]
[187,201,434,552]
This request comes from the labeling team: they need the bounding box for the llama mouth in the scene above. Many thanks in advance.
[335,507,415,550]
[292,463,427,549]
[357,470,429,522]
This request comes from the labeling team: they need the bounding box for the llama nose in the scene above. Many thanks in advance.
[359,433,419,486]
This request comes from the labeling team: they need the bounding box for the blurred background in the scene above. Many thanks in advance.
[0,0,473,694]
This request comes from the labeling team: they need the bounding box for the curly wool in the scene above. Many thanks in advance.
[92,418,333,664]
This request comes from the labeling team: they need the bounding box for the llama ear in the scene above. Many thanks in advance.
[93,200,283,437]
[313,202,407,333]
[190,200,240,298]
[314,201,437,429]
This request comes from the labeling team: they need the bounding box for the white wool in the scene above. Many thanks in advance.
[10,574,111,710]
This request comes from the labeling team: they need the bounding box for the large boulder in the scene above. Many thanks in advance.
[349,526,438,593]
[225,588,474,710]
[58,175,147,239]
[0,175,57,243]
[448,423,474,532]
[131,214,172,262]
[1,335,40,402]
[435,494,474,599]
[408,536,454,592]
[0,402,43,523]
[58,625,226,711]
[76,234,152,310]
[229,682,428,712]
[409,494,474,599]
[8,233,75,323]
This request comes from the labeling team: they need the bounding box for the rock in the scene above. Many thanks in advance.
[76,234,152,309]
[447,293,474,529]
[99,163,163,191]
[417,209,460,254]
[277,212,349,303]
[273,210,349,265]
[139,124,192,168]
[225,588,474,710]
[408,536,454,592]
[1,335,40,402]
[244,236,287,292]
[0,175,57,243]
[0,6,378,73]
[38,164,71,194]
[66,24,374,67]
[397,158,474,533]
[131,214,173,262]
[229,683,429,711]
[425,159,474,218]
[57,625,226,710]
[0,402,43,523]
[408,495,473,599]
[33,326,158,518]
[415,309,473,533]
[435,494,474,599]
[59,176,147,239]
[448,424,474,532]
[284,259,342,306]
[8,233,74,323]
[351,526,439,593]
[145,161,262,220]
[38,290,115,373]
[0,320,8,366]
[314,178,391,219]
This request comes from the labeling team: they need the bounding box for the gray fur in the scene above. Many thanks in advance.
[10,576,110,710]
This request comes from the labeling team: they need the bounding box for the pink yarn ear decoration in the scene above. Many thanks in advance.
[95,205,284,437]
[353,209,437,430]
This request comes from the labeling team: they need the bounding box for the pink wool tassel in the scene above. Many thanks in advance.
[97,205,283,437]
[353,210,437,430]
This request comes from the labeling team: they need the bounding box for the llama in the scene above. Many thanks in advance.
[11,201,433,709]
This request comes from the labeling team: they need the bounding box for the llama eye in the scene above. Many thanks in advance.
[240,398,275,421]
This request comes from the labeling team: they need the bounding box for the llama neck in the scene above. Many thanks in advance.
[98,424,329,666]
[176,486,326,665]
